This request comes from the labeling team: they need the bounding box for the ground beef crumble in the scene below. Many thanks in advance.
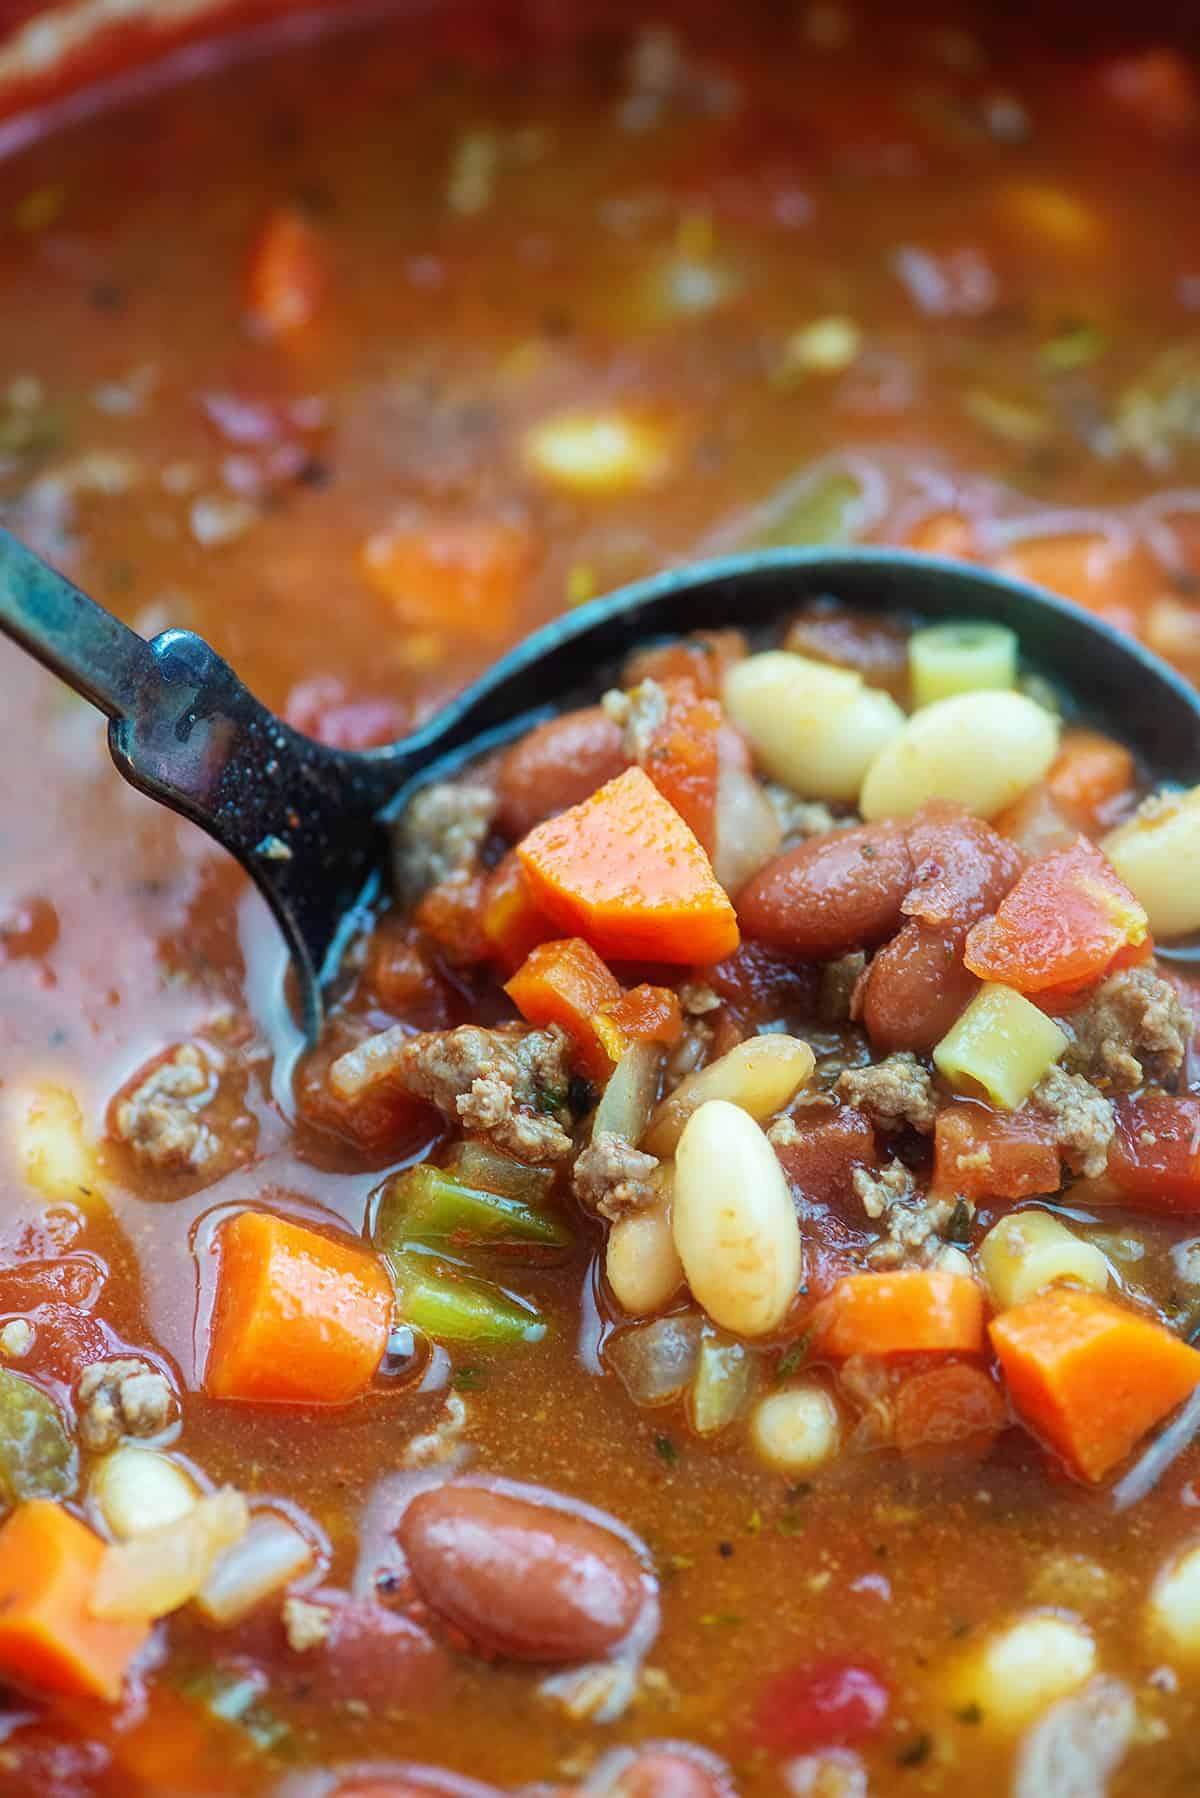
[573,1131,660,1221]
[764,785,847,844]
[852,1160,964,1267]
[820,951,866,1023]
[282,1595,333,1653]
[329,1022,574,1162]
[837,1053,937,1134]
[111,1044,218,1170]
[392,780,495,904]
[76,1357,176,1452]
[1061,967,1192,1092]
[1032,1064,1116,1178]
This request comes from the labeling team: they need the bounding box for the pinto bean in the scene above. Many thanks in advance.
[902,804,1025,928]
[399,1482,646,1662]
[495,706,626,839]
[736,823,913,961]
[860,920,979,1054]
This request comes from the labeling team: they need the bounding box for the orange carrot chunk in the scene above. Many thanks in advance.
[244,204,328,337]
[990,1287,1200,1482]
[1045,728,1136,833]
[358,514,537,641]
[206,1211,392,1406]
[963,836,1149,1002]
[505,937,622,1083]
[480,850,554,973]
[516,766,739,965]
[814,1270,985,1359]
[0,1501,148,1702]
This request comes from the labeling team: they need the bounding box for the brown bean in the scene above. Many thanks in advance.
[400,1482,646,1662]
[902,804,1024,930]
[736,824,913,961]
[495,706,626,838]
[860,920,978,1054]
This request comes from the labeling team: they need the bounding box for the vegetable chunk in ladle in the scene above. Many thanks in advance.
[1,527,1198,1040]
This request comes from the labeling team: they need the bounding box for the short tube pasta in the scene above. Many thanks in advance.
[979,1210,1109,1309]
[933,984,1068,1110]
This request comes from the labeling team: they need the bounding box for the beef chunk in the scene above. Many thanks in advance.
[329,1023,574,1163]
[574,1131,660,1221]
[392,781,495,904]
[76,1357,176,1452]
[111,1044,217,1171]
[837,1053,937,1134]
[1062,967,1192,1092]
[1031,1065,1116,1178]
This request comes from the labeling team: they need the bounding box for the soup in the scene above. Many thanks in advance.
[2,4,1200,1795]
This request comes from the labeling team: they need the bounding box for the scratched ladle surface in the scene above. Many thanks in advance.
[2,526,1199,1043]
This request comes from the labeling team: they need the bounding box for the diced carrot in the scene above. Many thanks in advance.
[636,677,722,854]
[933,1102,1061,1202]
[963,836,1150,1002]
[205,1211,392,1405]
[1046,729,1136,833]
[593,983,683,1063]
[109,1687,247,1790]
[622,629,746,700]
[0,1502,148,1702]
[892,1362,1008,1454]
[997,533,1161,636]
[358,514,537,641]
[516,766,740,965]
[990,1287,1200,1481]
[244,205,328,337]
[1108,1094,1200,1213]
[906,510,977,560]
[479,851,554,972]
[814,1270,985,1359]
[505,937,621,1083]
[414,870,489,967]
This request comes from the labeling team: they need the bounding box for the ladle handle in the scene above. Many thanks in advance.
[0,526,157,720]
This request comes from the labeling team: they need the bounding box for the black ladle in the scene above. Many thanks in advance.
[3,525,1199,1043]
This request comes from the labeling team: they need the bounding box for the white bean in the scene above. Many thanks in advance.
[1103,786,1200,939]
[605,1185,684,1317]
[643,1034,814,1158]
[1146,1542,1200,1659]
[942,1611,1096,1732]
[860,690,1059,821]
[672,1099,801,1337]
[91,1446,198,1541]
[751,1385,841,1472]
[723,650,905,803]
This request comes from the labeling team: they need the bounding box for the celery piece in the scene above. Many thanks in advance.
[689,1326,755,1438]
[444,1141,555,1206]
[177,1667,290,1755]
[748,468,864,549]
[0,1368,77,1503]
[377,1165,570,1255]
[909,620,1018,709]
[389,1250,546,1344]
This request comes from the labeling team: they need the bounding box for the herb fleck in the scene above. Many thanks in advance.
[896,1733,932,1768]
[654,1434,678,1466]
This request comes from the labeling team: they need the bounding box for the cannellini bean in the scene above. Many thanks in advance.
[712,764,782,894]
[723,651,905,803]
[8,1081,106,1211]
[672,1100,801,1337]
[91,1447,198,1541]
[860,691,1059,821]
[1102,786,1200,939]
[606,1186,685,1317]
[943,1611,1096,1732]
[522,408,672,495]
[751,1385,841,1472]
[933,983,1067,1111]
[643,1035,815,1158]
[979,1211,1108,1309]
[1146,1542,1200,1658]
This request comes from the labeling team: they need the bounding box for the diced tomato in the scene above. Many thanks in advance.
[772,1103,879,1205]
[245,204,328,337]
[963,837,1150,1003]
[359,514,538,642]
[365,924,452,1027]
[1092,47,1200,140]
[479,851,554,973]
[705,941,819,1025]
[997,534,1162,637]
[752,1659,890,1755]
[1108,1094,1200,1213]
[414,871,490,967]
[594,984,683,1062]
[892,1361,1009,1455]
[993,785,1082,860]
[636,678,723,855]
[933,1102,1061,1202]
[1045,729,1137,834]
[622,630,746,700]
[906,510,977,560]
[286,675,414,750]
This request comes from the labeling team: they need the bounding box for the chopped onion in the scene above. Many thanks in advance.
[91,1446,197,1540]
[712,764,781,894]
[195,1512,315,1626]
[593,1040,663,1146]
[606,1313,703,1406]
[1012,1677,1134,1798]
[91,1488,247,1624]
